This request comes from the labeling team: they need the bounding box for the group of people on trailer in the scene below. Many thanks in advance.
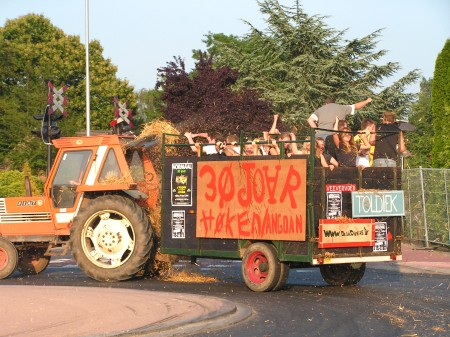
[184,96,407,169]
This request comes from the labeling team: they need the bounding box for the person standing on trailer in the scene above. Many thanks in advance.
[307,96,373,139]
[371,111,407,167]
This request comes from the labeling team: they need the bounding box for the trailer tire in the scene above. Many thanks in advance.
[320,263,366,286]
[0,237,18,279]
[70,195,154,282]
[17,246,51,275]
[272,262,290,291]
[242,242,281,292]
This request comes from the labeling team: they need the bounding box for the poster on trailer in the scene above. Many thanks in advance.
[171,163,193,206]
[171,210,186,239]
[374,222,388,252]
[326,192,342,219]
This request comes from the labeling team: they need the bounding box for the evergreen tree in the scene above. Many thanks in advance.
[406,78,433,168]
[203,0,419,130]
[431,39,450,168]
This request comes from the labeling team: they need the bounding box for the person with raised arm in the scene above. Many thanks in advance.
[307,96,372,139]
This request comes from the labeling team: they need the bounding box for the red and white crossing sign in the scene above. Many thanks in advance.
[47,81,68,117]
[110,97,133,127]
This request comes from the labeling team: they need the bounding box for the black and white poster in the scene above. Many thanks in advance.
[171,163,193,206]
[326,192,342,219]
[171,210,186,239]
[374,222,388,252]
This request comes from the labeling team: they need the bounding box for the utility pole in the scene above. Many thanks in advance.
[85,0,91,136]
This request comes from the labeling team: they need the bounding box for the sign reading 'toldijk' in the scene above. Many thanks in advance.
[351,191,405,217]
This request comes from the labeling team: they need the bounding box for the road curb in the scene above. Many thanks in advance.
[128,302,253,337]
[369,262,450,275]
[0,286,252,337]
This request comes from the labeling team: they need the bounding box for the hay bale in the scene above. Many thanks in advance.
[136,119,187,275]
[137,119,189,175]
[148,201,162,238]
[137,118,179,138]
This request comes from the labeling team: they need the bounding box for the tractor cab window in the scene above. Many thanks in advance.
[126,150,145,182]
[98,149,121,182]
[52,150,92,208]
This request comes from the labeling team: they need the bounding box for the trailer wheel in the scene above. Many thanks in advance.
[0,237,18,279]
[320,263,366,286]
[70,195,154,282]
[242,242,281,292]
[272,262,290,291]
[17,246,51,275]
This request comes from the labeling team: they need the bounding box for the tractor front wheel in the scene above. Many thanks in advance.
[70,195,154,282]
[0,237,18,279]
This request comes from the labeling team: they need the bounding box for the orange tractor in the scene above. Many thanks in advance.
[0,134,159,281]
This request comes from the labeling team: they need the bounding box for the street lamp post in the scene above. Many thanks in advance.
[85,0,91,136]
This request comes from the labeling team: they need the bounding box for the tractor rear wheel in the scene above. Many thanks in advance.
[17,246,51,275]
[0,237,18,279]
[70,195,154,282]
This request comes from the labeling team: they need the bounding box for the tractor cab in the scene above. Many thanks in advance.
[48,135,159,225]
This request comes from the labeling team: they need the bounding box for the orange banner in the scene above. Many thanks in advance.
[196,159,307,241]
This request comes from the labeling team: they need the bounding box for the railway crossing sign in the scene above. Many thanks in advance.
[110,97,134,129]
[47,81,68,117]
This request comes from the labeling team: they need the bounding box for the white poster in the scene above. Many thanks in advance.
[374,222,388,252]
[171,210,186,239]
[326,192,342,219]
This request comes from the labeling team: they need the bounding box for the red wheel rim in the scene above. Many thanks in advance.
[246,251,269,284]
[0,247,8,270]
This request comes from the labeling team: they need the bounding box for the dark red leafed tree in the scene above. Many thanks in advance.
[156,53,278,140]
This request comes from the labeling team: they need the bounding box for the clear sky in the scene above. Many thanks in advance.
[1,0,449,93]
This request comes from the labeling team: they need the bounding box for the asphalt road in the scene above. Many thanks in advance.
[2,256,449,337]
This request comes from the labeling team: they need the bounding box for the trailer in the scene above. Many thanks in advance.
[160,133,404,291]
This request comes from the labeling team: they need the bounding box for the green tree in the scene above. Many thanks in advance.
[405,78,433,168]
[22,160,43,195]
[0,170,26,197]
[431,39,450,168]
[135,88,163,127]
[202,0,419,130]
[0,14,136,172]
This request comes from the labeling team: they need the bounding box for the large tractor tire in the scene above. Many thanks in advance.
[242,242,282,292]
[0,237,18,279]
[17,246,51,275]
[70,195,154,282]
[320,263,366,286]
